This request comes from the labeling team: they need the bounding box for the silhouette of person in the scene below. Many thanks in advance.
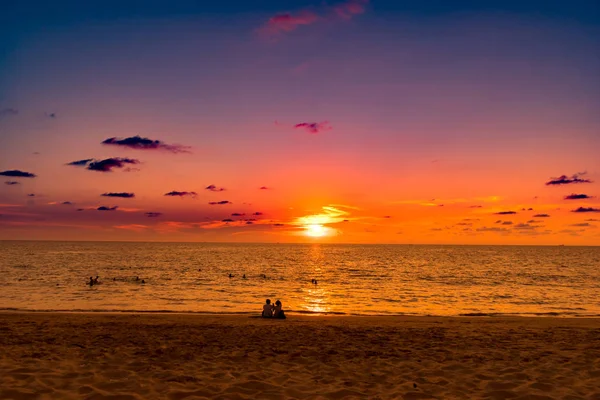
[262,299,274,318]
[273,300,286,319]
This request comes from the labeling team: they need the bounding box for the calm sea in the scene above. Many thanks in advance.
[1,241,599,317]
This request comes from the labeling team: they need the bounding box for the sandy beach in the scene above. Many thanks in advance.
[0,313,599,400]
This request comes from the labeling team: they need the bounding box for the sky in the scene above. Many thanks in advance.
[1,0,599,244]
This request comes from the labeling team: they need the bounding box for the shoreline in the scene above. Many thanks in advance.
[2,312,599,399]
[1,308,600,319]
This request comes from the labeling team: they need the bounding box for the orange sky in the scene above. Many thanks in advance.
[1,1,599,244]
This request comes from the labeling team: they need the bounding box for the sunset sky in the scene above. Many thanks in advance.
[1,0,599,244]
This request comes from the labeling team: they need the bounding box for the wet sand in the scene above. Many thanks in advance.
[1,312,599,399]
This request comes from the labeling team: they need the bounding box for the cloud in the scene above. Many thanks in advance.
[469,205,483,208]
[205,185,226,192]
[67,158,139,172]
[585,219,599,222]
[533,214,551,218]
[334,0,369,19]
[102,192,135,198]
[67,159,94,166]
[0,170,36,178]
[0,108,18,117]
[4,181,20,185]
[145,212,163,218]
[208,200,232,205]
[476,226,509,233]
[564,194,593,200]
[570,223,592,227]
[294,121,332,134]
[222,218,234,222]
[102,135,190,153]
[27,194,35,197]
[62,201,73,205]
[527,220,541,223]
[97,206,118,211]
[572,207,600,213]
[501,221,513,225]
[46,112,56,119]
[114,224,148,232]
[258,11,319,37]
[495,211,517,215]
[164,191,197,198]
[259,186,270,190]
[513,223,539,230]
[545,172,592,185]
[253,212,264,216]
[231,213,246,217]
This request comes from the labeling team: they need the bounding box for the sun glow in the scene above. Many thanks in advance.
[305,224,327,237]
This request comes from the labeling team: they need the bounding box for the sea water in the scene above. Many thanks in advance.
[1,241,599,316]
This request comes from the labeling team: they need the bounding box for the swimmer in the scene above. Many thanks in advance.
[243,274,247,279]
[141,279,145,284]
[88,277,94,286]
[229,273,234,278]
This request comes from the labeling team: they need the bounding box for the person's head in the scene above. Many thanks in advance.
[266,299,271,305]
[275,300,281,307]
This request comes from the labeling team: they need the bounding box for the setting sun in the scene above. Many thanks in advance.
[304,224,327,237]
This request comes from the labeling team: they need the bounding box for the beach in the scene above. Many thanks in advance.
[1,313,599,399]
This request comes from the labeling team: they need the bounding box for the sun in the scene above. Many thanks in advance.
[305,224,327,238]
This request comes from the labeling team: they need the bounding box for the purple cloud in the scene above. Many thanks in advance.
[97,206,118,211]
[165,191,197,198]
[533,214,550,218]
[145,212,163,218]
[294,121,332,134]
[495,211,517,215]
[206,185,226,192]
[564,194,593,200]
[259,186,270,190]
[67,158,139,172]
[4,181,20,185]
[253,212,264,216]
[232,213,245,217]
[208,200,232,205]
[102,135,191,153]
[546,172,592,186]
[102,192,135,198]
[572,207,600,213]
[0,170,36,178]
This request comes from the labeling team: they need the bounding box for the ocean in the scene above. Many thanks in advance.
[1,241,599,317]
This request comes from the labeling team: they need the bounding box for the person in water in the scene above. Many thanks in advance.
[262,299,274,318]
[88,277,94,286]
[93,276,99,284]
[273,300,286,319]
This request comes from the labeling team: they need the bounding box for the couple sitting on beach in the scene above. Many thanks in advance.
[262,299,286,319]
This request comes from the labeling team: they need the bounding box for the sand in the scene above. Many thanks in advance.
[0,313,599,399]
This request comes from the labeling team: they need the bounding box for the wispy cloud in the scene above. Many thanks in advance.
[67,158,139,172]
[294,121,332,134]
[258,11,319,37]
[145,212,163,218]
[114,224,148,232]
[545,172,592,185]
[208,200,232,205]
[476,226,509,233]
[494,211,517,215]
[102,192,135,198]
[0,108,18,118]
[259,186,270,190]
[4,181,20,185]
[533,214,551,218]
[97,206,118,211]
[102,135,191,153]
[333,0,369,19]
[564,193,593,200]
[0,170,36,178]
[164,191,197,198]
